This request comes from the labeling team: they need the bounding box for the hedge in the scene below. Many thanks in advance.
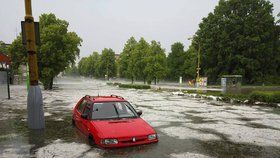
[249,91,280,103]
[118,84,151,89]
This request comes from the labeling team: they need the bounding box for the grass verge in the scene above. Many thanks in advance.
[185,90,280,104]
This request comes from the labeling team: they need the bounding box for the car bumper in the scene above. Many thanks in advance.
[99,139,158,148]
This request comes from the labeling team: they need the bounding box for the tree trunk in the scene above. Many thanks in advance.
[154,78,156,85]
[43,77,53,90]
[50,78,53,90]
[131,77,134,84]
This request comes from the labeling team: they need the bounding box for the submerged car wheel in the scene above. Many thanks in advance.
[88,134,96,146]
[72,119,75,127]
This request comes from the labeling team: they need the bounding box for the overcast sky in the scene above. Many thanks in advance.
[0,0,279,58]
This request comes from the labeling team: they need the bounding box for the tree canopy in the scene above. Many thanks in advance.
[8,36,27,74]
[99,48,117,79]
[144,41,167,84]
[39,13,82,89]
[167,42,187,80]
[119,37,138,81]
[79,37,167,85]
[194,0,279,84]
[8,13,82,89]
[0,41,8,55]
[183,45,197,80]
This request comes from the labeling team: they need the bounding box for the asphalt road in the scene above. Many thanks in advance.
[0,77,280,158]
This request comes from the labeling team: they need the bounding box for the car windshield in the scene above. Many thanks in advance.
[92,102,137,120]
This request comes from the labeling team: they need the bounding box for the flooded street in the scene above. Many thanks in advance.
[0,77,280,158]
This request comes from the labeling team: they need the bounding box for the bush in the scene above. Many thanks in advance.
[249,91,280,103]
[118,84,151,89]
[107,82,121,86]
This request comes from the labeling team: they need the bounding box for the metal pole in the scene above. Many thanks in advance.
[24,0,45,129]
[6,70,10,99]
[195,42,201,87]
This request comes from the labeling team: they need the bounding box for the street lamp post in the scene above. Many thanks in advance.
[188,36,201,87]
[197,42,201,84]
[24,0,45,129]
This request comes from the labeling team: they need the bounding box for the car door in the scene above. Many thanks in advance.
[80,104,92,135]
[74,99,87,131]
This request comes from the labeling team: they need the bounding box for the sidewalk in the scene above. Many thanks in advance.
[109,78,222,92]
[151,85,222,92]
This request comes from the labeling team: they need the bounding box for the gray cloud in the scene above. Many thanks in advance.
[0,0,279,58]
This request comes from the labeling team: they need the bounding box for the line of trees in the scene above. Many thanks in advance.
[75,0,280,85]
[75,37,168,84]
[74,38,198,84]
[119,37,167,84]
[192,0,280,84]
[77,49,116,79]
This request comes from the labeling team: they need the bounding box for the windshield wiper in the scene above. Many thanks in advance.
[112,104,120,119]
[120,116,137,119]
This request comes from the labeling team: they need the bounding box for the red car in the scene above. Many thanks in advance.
[72,95,158,148]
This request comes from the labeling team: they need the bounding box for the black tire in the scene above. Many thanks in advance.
[88,134,96,146]
[72,119,75,127]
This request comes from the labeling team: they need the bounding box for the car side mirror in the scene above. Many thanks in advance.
[81,113,88,120]
[136,110,142,116]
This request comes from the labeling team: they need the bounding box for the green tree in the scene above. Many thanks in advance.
[167,42,187,80]
[144,41,167,84]
[276,13,280,77]
[119,37,138,82]
[0,41,8,54]
[64,64,79,76]
[39,13,82,89]
[78,57,89,76]
[133,37,150,83]
[90,52,101,77]
[98,48,116,79]
[194,0,278,83]
[78,52,100,77]
[7,36,27,74]
[183,45,197,79]
[277,12,280,24]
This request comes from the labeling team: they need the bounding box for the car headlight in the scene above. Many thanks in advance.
[148,134,157,140]
[101,139,118,145]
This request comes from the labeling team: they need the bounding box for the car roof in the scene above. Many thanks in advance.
[85,95,127,103]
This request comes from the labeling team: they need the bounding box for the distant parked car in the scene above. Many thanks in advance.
[72,95,158,148]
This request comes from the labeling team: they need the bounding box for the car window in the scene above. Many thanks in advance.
[77,100,87,113]
[92,102,137,120]
[115,102,135,118]
[92,103,118,120]
[83,105,91,119]
[83,106,91,115]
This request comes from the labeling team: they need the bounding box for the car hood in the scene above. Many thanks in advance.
[91,118,155,138]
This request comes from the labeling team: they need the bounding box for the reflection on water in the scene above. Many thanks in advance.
[0,77,280,158]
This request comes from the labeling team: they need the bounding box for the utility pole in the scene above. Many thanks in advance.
[196,42,201,86]
[188,36,201,87]
[24,0,45,129]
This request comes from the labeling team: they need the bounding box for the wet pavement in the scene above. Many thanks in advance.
[0,77,280,158]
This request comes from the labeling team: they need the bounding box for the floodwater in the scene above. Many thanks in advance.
[0,77,280,158]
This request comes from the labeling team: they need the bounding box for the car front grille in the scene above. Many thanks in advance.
[119,136,147,144]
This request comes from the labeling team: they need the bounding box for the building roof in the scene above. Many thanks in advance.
[0,53,11,65]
